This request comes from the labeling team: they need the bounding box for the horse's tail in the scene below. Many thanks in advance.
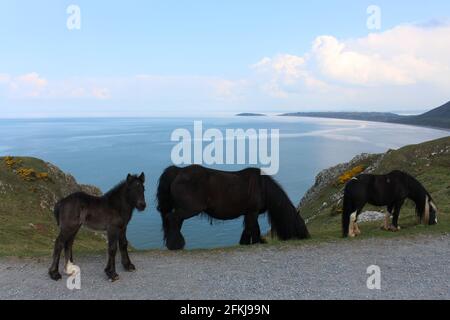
[262,175,310,240]
[156,166,180,239]
[342,179,358,237]
[53,201,61,226]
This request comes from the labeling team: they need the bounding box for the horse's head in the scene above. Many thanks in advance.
[126,172,147,211]
[423,194,438,225]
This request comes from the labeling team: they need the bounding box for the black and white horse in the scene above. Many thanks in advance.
[342,170,438,237]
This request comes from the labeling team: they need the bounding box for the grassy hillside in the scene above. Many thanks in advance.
[298,136,450,242]
[399,101,450,129]
[0,156,106,257]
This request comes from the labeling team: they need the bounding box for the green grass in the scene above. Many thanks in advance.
[0,156,106,257]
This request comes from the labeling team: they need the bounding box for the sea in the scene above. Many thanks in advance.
[0,116,447,249]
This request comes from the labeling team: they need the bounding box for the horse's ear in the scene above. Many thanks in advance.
[139,172,145,183]
[126,174,133,184]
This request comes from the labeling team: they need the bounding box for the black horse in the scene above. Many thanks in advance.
[48,173,146,281]
[156,165,310,250]
[342,170,438,237]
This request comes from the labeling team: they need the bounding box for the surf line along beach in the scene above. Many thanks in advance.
[170,120,280,175]
[179,303,270,317]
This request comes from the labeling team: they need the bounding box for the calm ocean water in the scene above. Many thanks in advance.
[0,116,447,249]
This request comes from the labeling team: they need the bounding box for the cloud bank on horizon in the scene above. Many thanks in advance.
[1,3,450,117]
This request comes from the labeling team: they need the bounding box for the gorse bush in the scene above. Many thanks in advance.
[3,156,50,182]
[4,156,22,169]
[338,165,365,184]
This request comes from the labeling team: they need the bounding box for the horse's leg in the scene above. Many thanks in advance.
[253,218,267,244]
[239,214,252,245]
[382,204,394,230]
[105,227,120,281]
[354,209,362,236]
[166,210,186,250]
[391,200,404,231]
[63,226,80,275]
[119,228,135,271]
[48,232,66,280]
[249,212,265,244]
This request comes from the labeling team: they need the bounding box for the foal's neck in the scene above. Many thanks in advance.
[104,183,134,218]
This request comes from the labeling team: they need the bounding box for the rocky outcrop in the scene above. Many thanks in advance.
[298,153,383,211]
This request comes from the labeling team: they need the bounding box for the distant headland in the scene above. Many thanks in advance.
[235,113,267,117]
[236,101,450,130]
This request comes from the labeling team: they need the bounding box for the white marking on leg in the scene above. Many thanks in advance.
[349,211,357,237]
[424,195,430,225]
[384,212,390,230]
[430,200,438,223]
[64,261,79,275]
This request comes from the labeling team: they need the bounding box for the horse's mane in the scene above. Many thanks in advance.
[400,171,431,219]
[102,180,125,198]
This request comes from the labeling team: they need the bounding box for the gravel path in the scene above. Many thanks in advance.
[1,234,449,300]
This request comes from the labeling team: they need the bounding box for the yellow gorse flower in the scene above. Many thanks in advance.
[338,165,364,184]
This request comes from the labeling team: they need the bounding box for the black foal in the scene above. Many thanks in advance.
[48,173,146,281]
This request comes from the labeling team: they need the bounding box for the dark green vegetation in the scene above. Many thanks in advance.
[281,100,450,129]
[0,157,106,257]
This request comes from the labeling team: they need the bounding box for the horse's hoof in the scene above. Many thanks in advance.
[124,263,136,272]
[166,234,186,250]
[167,244,185,250]
[388,225,400,232]
[49,270,62,281]
[108,273,120,282]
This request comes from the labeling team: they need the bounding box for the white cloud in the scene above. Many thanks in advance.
[253,22,450,104]
[253,54,305,80]
[0,74,11,83]
[312,24,450,87]
[3,72,48,97]
[252,54,328,98]
[91,87,110,100]
[0,73,113,100]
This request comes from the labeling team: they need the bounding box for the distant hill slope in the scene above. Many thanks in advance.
[281,101,450,129]
[298,136,450,240]
[0,157,106,256]
[398,101,450,128]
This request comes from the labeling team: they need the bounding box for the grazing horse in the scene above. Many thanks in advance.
[48,173,146,281]
[156,165,310,250]
[342,170,438,237]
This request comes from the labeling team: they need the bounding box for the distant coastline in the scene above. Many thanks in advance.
[235,113,267,117]
[236,100,450,130]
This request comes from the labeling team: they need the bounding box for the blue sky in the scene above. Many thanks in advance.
[1,1,450,117]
